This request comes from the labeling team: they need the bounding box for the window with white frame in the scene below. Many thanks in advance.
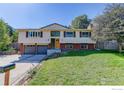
[80,32,91,37]
[80,44,88,49]
[26,31,42,38]
[64,31,75,37]
[51,31,60,37]
[65,44,73,49]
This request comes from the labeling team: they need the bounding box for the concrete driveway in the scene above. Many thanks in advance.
[0,54,46,85]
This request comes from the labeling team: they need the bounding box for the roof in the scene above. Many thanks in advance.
[16,28,39,30]
[16,23,92,32]
[40,23,70,29]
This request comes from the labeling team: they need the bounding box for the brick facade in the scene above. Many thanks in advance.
[60,43,95,50]
[19,43,24,54]
[73,44,80,49]
[19,43,95,54]
[88,44,95,49]
[48,44,51,49]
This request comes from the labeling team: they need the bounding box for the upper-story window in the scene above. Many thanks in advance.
[80,32,91,37]
[64,31,75,37]
[26,31,42,38]
[51,31,60,37]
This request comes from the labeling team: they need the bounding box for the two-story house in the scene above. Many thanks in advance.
[18,23,96,54]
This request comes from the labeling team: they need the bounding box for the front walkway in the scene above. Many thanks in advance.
[0,54,46,85]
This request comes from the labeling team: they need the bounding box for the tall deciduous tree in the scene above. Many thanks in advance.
[6,24,15,37]
[92,4,124,52]
[0,19,11,51]
[11,31,18,43]
[71,15,91,29]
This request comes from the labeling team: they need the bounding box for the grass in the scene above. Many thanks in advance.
[28,50,124,85]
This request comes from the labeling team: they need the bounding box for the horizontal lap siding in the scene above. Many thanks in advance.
[24,45,36,54]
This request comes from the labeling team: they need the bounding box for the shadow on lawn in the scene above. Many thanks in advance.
[60,50,122,57]
[44,50,123,61]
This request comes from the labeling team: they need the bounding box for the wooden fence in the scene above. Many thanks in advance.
[96,40,118,50]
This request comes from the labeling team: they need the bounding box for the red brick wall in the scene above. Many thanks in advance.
[73,44,80,49]
[60,44,65,49]
[48,44,51,48]
[60,43,95,50]
[88,44,95,49]
[19,43,24,54]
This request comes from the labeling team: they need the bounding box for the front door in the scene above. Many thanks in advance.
[51,38,55,48]
[51,38,60,48]
[55,39,60,48]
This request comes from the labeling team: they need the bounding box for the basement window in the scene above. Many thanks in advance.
[80,44,88,49]
[65,44,73,49]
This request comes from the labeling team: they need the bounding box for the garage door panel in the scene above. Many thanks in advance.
[24,45,47,54]
[37,45,47,54]
[24,45,36,54]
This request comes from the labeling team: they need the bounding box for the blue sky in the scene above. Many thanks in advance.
[0,3,107,28]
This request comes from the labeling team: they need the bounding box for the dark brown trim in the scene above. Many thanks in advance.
[64,31,65,37]
[74,32,76,37]
[26,32,28,38]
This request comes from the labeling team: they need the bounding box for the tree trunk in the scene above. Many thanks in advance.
[119,43,122,53]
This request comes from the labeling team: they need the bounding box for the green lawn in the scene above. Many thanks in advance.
[28,50,124,85]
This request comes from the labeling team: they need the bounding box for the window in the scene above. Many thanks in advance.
[80,44,88,49]
[27,32,32,37]
[26,32,28,38]
[65,44,73,49]
[30,32,33,37]
[80,32,91,37]
[35,32,37,37]
[38,32,43,37]
[51,31,60,37]
[33,32,35,37]
[64,32,75,37]
[26,31,43,38]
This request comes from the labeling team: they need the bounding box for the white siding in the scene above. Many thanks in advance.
[60,38,96,43]
[18,31,95,44]
[18,24,96,45]
[60,31,96,44]
[18,31,50,45]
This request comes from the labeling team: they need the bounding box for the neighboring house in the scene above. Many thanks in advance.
[17,23,96,54]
